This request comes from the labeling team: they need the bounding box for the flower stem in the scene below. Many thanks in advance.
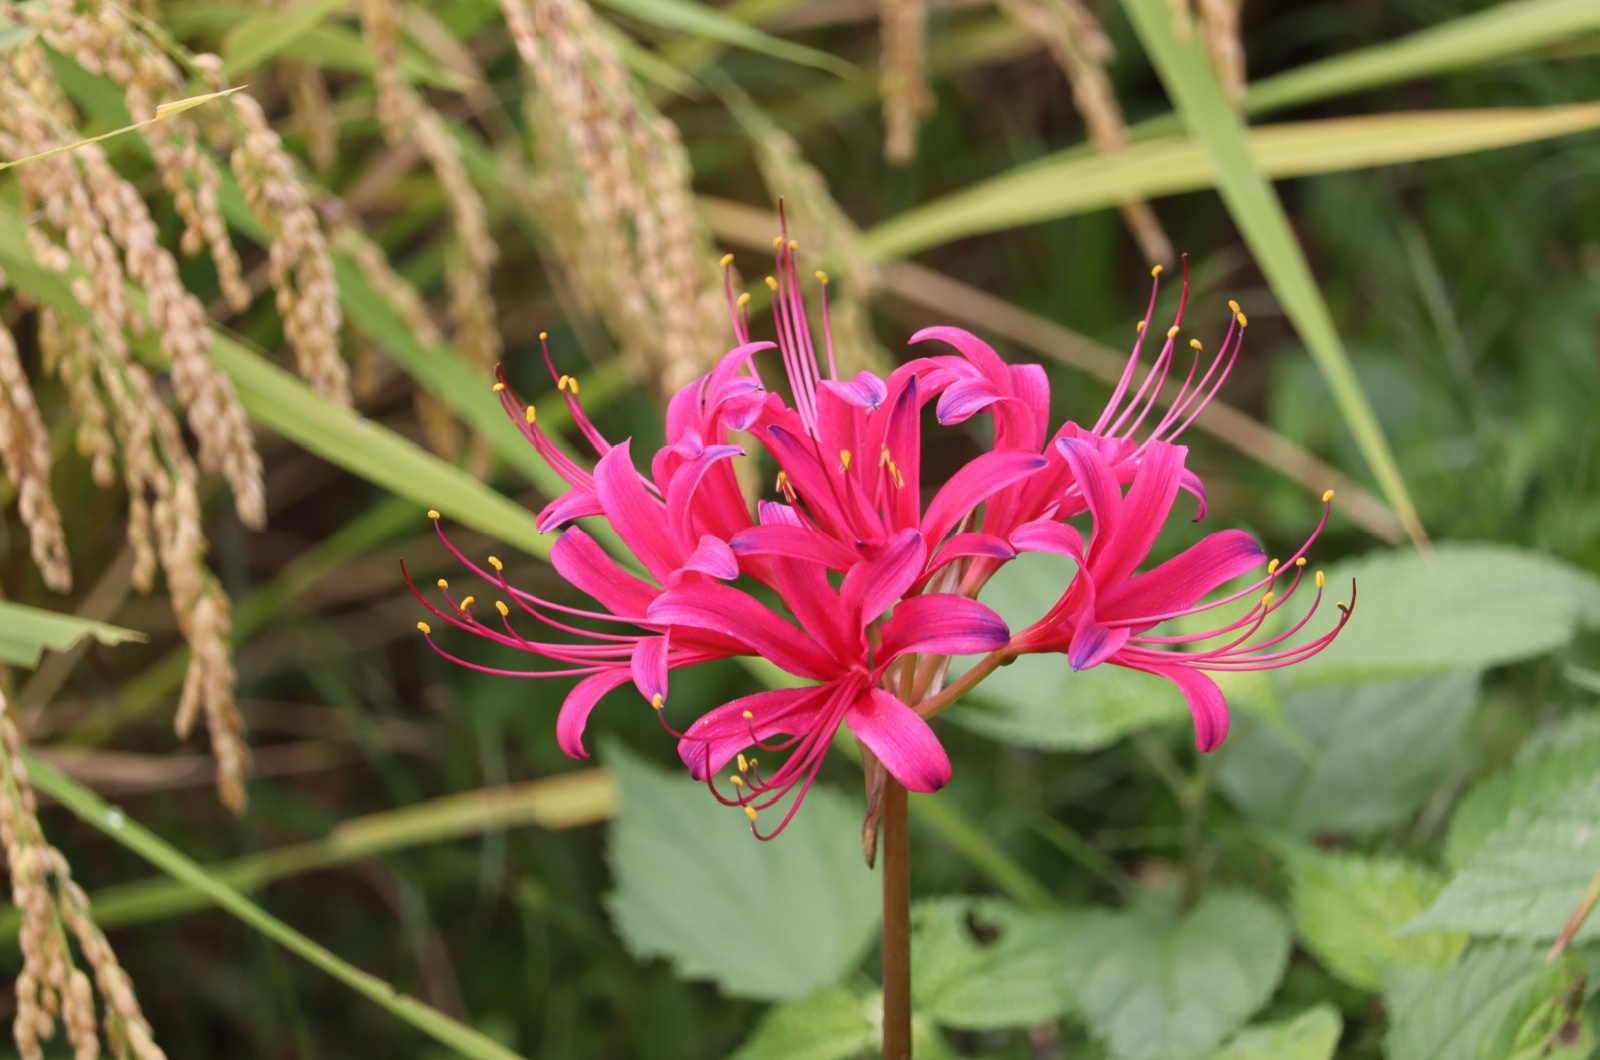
[881,774,912,1060]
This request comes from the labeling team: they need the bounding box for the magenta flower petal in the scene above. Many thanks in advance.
[1098,529,1264,622]
[594,440,679,583]
[1096,441,1185,586]
[1138,663,1230,752]
[680,535,740,581]
[558,669,634,758]
[728,524,859,570]
[631,633,670,704]
[820,371,889,410]
[908,325,1010,388]
[537,489,604,533]
[1067,617,1130,671]
[550,527,659,617]
[935,377,1006,426]
[676,686,829,779]
[846,688,952,793]
[1009,519,1086,562]
[648,584,838,680]
[841,529,926,626]
[930,532,1016,570]
[879,595,1010,659]
[1056,437,1124,556]
[922,451,1048,548]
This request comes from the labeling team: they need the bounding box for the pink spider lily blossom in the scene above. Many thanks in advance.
[1002,437,1354,751]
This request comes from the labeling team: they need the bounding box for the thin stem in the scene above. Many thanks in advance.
[915,647,1013,720]
[881,775,912,1060]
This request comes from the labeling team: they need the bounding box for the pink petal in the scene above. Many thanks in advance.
[1009,519,1086,562]
[677,686,830,779]
[551,527,659,617]
[1056,437,1123,565]
[1133,663,1230,752]
[930,532,1016,570]
[1008,363,1051,450]
[647,584,838,679]
[1067,618,1130,670]
[557,669,633,758]
[880,376,924,530]
[664,444,743,544]
[1181,467,1208,521]
[841,529,926,626]
[879,595,1010,659]
[536,489,604,533]
[909,326,1009,388]
[846,688,952,793]
[1098,529,1264,623]
[631,633,669,703]
[1097,441,1185,586]
[728,524,859,570]
[820,371,889,409]
[679,535,740,581]
[594,440,677,583]
[935,377,1006,425]
[921,450,1048,548]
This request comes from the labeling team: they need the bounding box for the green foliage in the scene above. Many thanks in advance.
[0,600,143,668]
[726,989,875,1060]
[1384,944,1590,1060]
[1062,892,1291,1059]
[1207,1005,1342,1060]
[909,897,1082,1030]
[1285,847,1466,991]
[1446,723,1600,869]
[1218,671,1478,835]
[604,744,880,1001]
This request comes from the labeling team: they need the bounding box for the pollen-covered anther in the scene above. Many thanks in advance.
[839,449,852,471]
[1152,264,1164,277]
[742,710,754,720]
[787,239,798,252]
[737,754,749,773]
[772,237,783,250]
[495,600,509,616]
[437,578,449,589]
[1236,312,1249,327]
[1166,325,1180,339]
[1261,591,1275,609]
[1336,601,1350,614]
[488,555,503,571]
[730,775,743,787]
[493,382,505,392]
[1228,299,1241,313]
[745,805,759,822]
[417,621,431,635]
[1267,559,1280,576]
[525,405,537,424]
[1322,489,1335,502]
[1315,570,1326,589]
[765,276,779,291]
[1296,557,1307,567]
[428,509,441,520]
[558,375,580,394]
[1189,339,1203,351]
[737,292,752,309]
[815,270,829,285]
[719,252,735,268]
[539,331,548,341]
[1136,320,1147,333]
[651,693,664,710]
[458,596,475,610]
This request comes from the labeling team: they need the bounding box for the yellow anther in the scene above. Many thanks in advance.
[765,275,779,291]
[558,375,571,391]
[427,509,441,520]
[1295,557,1307,567]
[738,754,749,773]
[568,376,579,394]
[496,600,509,616]
[1189,338,1203,351]
[493,382,506,392]
[417,621,432,635]
[437,578,449,590]
[1322,489,1336,503]
[737,292,751,308]
[719,252,735,268]
[745,805,759,822]
[1166,326,1180,339]
[458,596,474,610]
[1261,591,1275,609]
[539,331,548,341]
[1315,570,1326,589]
[788,239,798,252]
[1152,264,1164,277]
[526,405,537,424]
[888,462,904,488]
[1228,299,1241,313]
[772,236,783,250]
[730,775,743,787]
[749,758,757,769]
[839,449,852,471]
[1337,601,1350,615]
[742,710,754,720]
[488,555,503,571]
[1236,312,1249,327]
[1136,320,1147,333]
[815,270,829,285]
[651,693,664,710]
[1267,559,1280,575]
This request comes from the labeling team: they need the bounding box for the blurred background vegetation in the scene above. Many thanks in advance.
[1,0,1599,1057]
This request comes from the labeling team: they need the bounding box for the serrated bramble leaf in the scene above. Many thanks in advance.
[1218,671,1478,837]
[910,897,1083,1030]
[1285,847,1465,991]
[1447,729,1600,869]
[1062,892,1290,1060]
[727,989,874,1060]
[604,744,878,1001]
[1208,1004,1342,1060]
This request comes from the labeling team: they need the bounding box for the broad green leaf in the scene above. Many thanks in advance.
[910,897,1082,1030]
[1208,1005,1342,1060]
[0,601,145,669]
[221,0,343,77]
[1285,847,1465,991]
[1385,943,1588,1060]
[864,106,1600,260]
[1411,775,1600,944]
[1447,728,1600,870]
[1119,0,1424,543]
[604,744,879,1001]
[1218,671,1478,837]
[24,756,529,1060]
[1290,545,1600,685]
[727,988,875,1060]
[1246,0,1600,114]
[1063,892,1290,1060]
[593,0,852,78]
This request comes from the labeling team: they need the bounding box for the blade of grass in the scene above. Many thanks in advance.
[220,0,343,77]
[0,88,241,173]
[0,602,144,670]
[862,105,1600,258]
[593,0,853,77]
[23,755,531,1060]
[1120,0,1426,545]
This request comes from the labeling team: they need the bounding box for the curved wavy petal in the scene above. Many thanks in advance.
[846,688,952,793]
[647,584,837,679]
[631,633,669,704]
[820,371,889,410]
[841,529,926,626]
[677,685,831,780]
[679,535,740,581]
[594,440,677,583]
[729,524,859,570]
[1009,519,1085,562]
[1067,618,1129,671]
[536,489,604,534]
[922,450,1048,548]
[1135,663,1230,752]
[879,594,1010,659]
[557,669,633,758]
[1099,529,1264,623]
[551,527,659,617]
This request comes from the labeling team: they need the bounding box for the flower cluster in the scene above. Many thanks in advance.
[409,231,1351,838]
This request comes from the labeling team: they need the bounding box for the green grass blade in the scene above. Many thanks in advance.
[593,0,854,77]
[0,89,241,173]
[24,756,531,1060]
[862,105,1600,259]
[1247,0,1600,115]
[220,0,343,77]
[1119,0,1430,544]
[0,602,144,670]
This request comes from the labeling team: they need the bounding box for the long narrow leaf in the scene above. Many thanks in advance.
[594,0,853,77]
[24,756,530,1060]
[0,602,144,670]
[1119,0,1427,544]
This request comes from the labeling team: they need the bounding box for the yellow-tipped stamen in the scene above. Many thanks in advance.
[1322,489,1335,503]
[1261,591,1275,609]
[719,252,735,268]
[1152,264,1164,277]
[437,578,449,589]
[1189,338,1203,351]
[839,449,852,471]
[1166,325,1180,339]
[417,621,431,635]
[1267,559,1280,575]
[651,693,664,710]
[738,754,749,773]
[745,805,759,822]
[1137,320,1147,333]
[788,239,798,252]
[1228,299,1241,313]
[889,462,903,488]
[1296,557,1307,567]
[730,775,743,787]
[1337,602,1350,615]
[525,405,537,424]
[772,236,783,250]
[737,292,751,309]
[742,710,754,720]
[496,600,509,616]
[427,509,440,520]
[815,270,829,285]
[539,331,548,341]
[458,596,474,610]
[488,555,503,571]
[493,382,505,392]
[1315,570,1326,589]
[765,276,779,291]
[1236,312,1249,327]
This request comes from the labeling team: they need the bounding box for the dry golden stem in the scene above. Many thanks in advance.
[1196,0,1246,104]
[880,0,933,164]
[0,317,71,591]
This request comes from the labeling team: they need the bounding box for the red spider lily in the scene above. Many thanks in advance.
[1004,437,1354,751]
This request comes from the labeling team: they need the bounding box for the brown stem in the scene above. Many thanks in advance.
[914,647,1013,720]
[881,774,912,1060]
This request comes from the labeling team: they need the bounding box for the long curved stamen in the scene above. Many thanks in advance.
[1095,265,1164,434]
[1108,258,1190,438]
